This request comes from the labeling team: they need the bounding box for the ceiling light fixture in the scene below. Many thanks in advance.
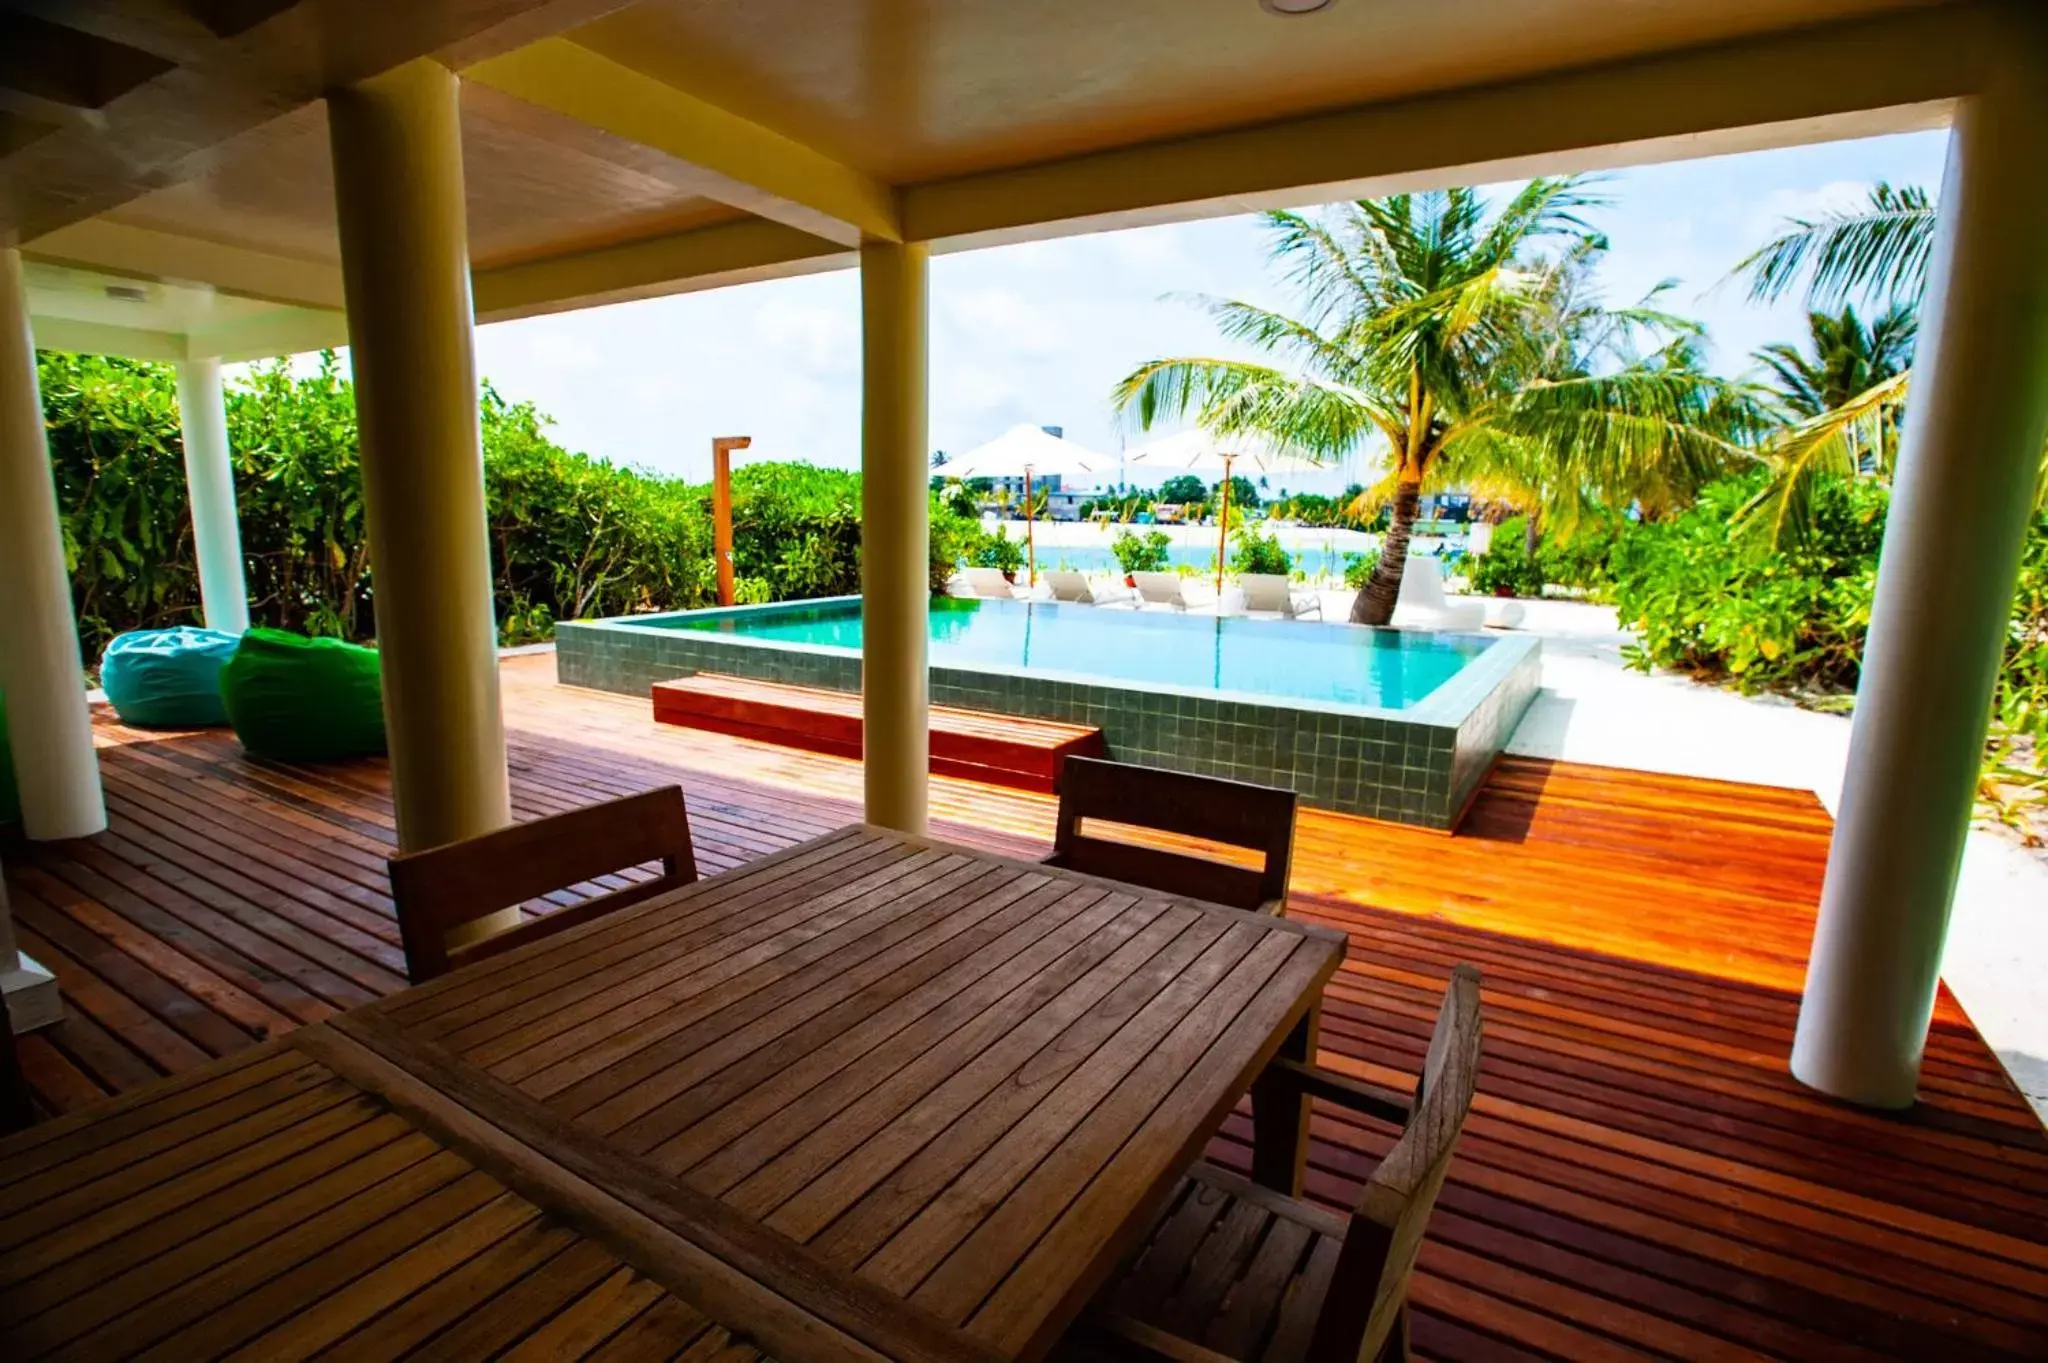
[1260,0,1335,13]
[104,284,149,303]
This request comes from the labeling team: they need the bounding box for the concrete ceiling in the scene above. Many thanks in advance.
[0,0,2000,357]
[573,0,1941,183]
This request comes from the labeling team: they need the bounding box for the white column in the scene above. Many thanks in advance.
[174,357,250,634]
[1791,34,2048,1109]
[860,240,931,836]
[0,246,106,842]
[328,59,512,858]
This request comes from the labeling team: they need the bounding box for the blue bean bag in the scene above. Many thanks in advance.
[100,627,241,728]
[220,628,387,762]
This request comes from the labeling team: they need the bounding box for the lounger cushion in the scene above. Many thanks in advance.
[99,626,241,728]
[220,628,387,761]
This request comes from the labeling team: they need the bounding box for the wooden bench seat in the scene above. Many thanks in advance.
[651,673,1105,792]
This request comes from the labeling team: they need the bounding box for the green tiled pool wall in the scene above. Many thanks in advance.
[556,613,1540,830]
[1446,642,1542,819]
[557,619,860,695]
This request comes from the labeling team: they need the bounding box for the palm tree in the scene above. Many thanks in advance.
[1731,181,2048,536]
[1755,305,1917,422]
[1112,181,1750,624]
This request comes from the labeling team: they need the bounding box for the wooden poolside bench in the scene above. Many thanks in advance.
[651,673,1105,793]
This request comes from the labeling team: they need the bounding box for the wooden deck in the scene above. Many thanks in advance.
[5,653,2045,1361]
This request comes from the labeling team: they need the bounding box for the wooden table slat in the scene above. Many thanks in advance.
[719,903,1202,1225]
[1,825,1341,1363]
[634,884,1146,1175]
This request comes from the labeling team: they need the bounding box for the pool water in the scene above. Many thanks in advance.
[660,597,1489,710]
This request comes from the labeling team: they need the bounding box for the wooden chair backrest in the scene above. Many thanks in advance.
[1307,965,1482,1362]
[387,786,697,983]
[1048,757,1296,912]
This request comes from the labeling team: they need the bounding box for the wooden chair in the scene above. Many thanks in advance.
[1046,757,1297,915]
[1061,966,1483,1363]
[386,786,698,984]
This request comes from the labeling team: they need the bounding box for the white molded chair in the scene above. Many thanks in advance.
[1237,573,1321,620]
[1392,556,1485,631]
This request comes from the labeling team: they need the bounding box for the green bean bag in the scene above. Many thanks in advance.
[100,627,241,728]
[220,628,387,761]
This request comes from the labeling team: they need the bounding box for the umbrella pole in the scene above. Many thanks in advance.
[1025,467,1036,587]
[1215,453,1232,596]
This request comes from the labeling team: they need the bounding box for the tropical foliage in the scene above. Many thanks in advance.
[1612,474,1884,693]
[39,352,969,658]
[1228,528,1292,576]
[1111,529,1173,574]
[1111,179,1751,625]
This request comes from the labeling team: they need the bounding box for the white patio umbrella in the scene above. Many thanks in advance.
[945,424,1110,586]
[1125,429,1324,592]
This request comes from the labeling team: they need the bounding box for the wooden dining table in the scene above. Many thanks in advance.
[0,824,1347,1362]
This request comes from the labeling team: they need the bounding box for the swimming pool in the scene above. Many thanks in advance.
[556,596,1539,830]
[664,598,1487,710]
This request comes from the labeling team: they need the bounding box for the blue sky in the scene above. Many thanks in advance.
[460,129,1950,492]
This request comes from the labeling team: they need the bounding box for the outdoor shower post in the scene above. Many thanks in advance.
[712,436,751,607]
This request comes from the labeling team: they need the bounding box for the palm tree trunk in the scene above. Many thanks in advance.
[1523,508,1541,557]
[1351,480,1420,625]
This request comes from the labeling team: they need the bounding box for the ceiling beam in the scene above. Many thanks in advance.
[0,0,634,239]
[473,216,849,322]
[22,218,343,310]
[901,4,1992,250]
[26,315,190,362]
[464,36,899,247]
[27,214,846,344]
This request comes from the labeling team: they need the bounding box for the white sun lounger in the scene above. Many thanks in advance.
[1236,573,1321,620]
[1391,556,1485,631]
[1130,571,1199,611]
[961,567,1020,599]
[1043,569,1134,606]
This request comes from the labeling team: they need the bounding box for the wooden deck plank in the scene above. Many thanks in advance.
[2,651,2044,1361]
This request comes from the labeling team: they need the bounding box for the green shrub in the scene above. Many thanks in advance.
[1229,528,1291,575]
[928,501,981,591]
[38,352,964,656]
[1993,507,2048,752]
[1467,515,1621,599]
[1468,527,1546,597]
[970,525,1025,574]
[1610,474,1884,693]
[1342,550,1380,590]
[1111,529,1172,574]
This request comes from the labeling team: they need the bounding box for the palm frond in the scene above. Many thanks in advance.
[1737,370,1913,547]
[1108,355,1393,463]
[1453,368,1763,512]
[1732,182,1937,310]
